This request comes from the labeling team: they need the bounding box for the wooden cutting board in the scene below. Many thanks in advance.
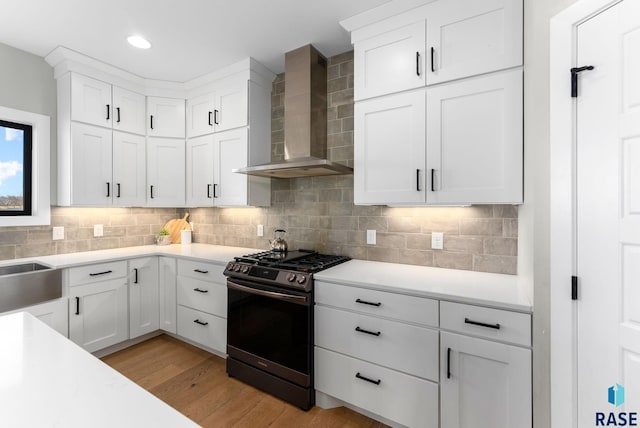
[163,213,191,244]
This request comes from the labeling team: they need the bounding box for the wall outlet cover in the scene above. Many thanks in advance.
[257,224,264,237]
[431,232,444,250]
[94,224,104,237]
[52,226,64,241]
[366,229,376,245]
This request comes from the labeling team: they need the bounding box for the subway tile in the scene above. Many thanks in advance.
[330,89,353,106]
[459,219,503,236]
[504,219,519,237]
[347,231,367,246]
[483,238,518,256]
[473,255,517,275]
[339,61,354,77]
[353,205,382,217]
[327,119,342,135]
[312,176,338,189]
[399,249,434,267]
[367,247,399,263]
[406,234,432,251]
[328,203,353,217]
[444,236,484,254]
[0,245,16,260]
[319,189,342,203]
[434,252,473,271]
[388,217,421,233]
[332,216,359,231]
[342,116,354,132]
[0,230,28,244]
[16,243,56,258]
[329,51,353,65]
[327,64,340,80]
[337,103,354,119]
[493,205,518,218]
[90,238,120,251]
[358,216,388,232]
[328,76,348,93]
[376,232,406,248]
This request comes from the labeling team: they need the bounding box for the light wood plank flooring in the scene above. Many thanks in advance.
[102,335,388,427]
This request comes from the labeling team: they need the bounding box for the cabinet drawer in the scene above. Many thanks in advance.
[177,259,226,284]
[177,305,226,354]
[315,305,438,381]
[440,301,531,347]
[315,281,438,327]
[67,261,127,286]
[177,276,226,317]
[315,347,438,428]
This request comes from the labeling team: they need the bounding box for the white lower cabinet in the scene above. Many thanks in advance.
[159,256,177,334]
[128,257,159,339]
[5,298,68,337]
[177,305,226,353]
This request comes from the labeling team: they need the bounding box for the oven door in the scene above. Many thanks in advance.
[227,278,312,387]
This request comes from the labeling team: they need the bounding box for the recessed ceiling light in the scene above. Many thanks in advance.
[127,35,151,49]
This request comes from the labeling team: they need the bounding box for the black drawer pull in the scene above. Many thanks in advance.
[193,288,209,293]
[194,269,209,274]
[89,270,113,277]
[464,317,501,330]
[75,296,80,315]
[355,326,381,337]
[355,372,381,385]
[194,319,209,326]
[355,298,381,307]
[447,347,451,379]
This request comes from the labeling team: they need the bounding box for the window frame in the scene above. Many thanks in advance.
[0,118,33,216]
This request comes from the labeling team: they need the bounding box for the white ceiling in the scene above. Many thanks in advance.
[0,0,390,82]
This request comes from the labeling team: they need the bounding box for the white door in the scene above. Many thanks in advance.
[147,137,185,206]
[129,257,159,339]
[576,0,640,423]
[215,79,248,132]
[70,123,112,206]
[214,128,248,206]
[159,257,177,334]
[112,131,146,207]
[112,86,146,135]
[426,69,523,204]
[186,135,215,206]
[354,89,426,205]
[70,73,112,128]
[426,0,522,85]
[147,97,185,138]
[354,21,426,101]
[186,92,216,138]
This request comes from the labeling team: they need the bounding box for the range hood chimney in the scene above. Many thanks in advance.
[234,45,353,178]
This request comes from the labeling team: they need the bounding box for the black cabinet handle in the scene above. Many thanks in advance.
[207,184,213,198]
[133,268,139,284]
[214,109,219,125]
[106,104,110,120]
[355,298,381,307]
[194,319,209,326]
[106,182,110,197]
[355,326,381,337]
[447,347,452,379]
[416,169,421,191]
[431,169,435,192]
[116,183,121,198]
[430,47,435,73]
[416,51,421,76]
[193,288,209,293]
[150,185,154,199]
[464,317,501,330]
[355,372,381,385]
[194,269,209,274]
[75,297,80,315]
[213,183,218,198]
[150,115,154,129]
[116,107,121,123]
[208,111,213,126]
[89,270,113,277]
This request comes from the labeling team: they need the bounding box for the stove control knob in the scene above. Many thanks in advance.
[297,275,307,284]
[234,264,241,272]
[286,273,297,282]
[226,263,234,271]
[241,265,250,274]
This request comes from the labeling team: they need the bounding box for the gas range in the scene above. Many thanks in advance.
[223,249,350,292]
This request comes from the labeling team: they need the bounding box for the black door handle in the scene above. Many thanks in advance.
[431,169,435,192]
[150,115,154,129]
[116,107,121,123]
[416,51,421,76]
[106,104,110,120]
[106,182,110,197]
[355,326,381,337]
[464,318,501,330]
[430,47,435,72]
[193,288,209,293]
[133,268,139,284]
[355,372,381,385]
[416,169,421,191]
[116,183,121,198]
[208,111,213,126]
[75,297,80,315]
[207,184,212,198]
[150,185,154,199]
[214,109,219,125]
[213,183,218,198]
[447,347,452,379]
[355,298,381,307]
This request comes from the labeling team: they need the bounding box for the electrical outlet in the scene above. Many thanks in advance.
[257,224,264,237]
[94,224,104,237]
[366,229,376,245]
[52,226,64,241]
[431,232,444,250]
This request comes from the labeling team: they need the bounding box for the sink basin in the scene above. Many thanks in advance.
[0,262,62,313]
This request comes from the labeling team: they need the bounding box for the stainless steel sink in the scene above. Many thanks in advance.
[0,262,62,313]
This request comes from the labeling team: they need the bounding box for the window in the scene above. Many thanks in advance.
[0,119,33,216]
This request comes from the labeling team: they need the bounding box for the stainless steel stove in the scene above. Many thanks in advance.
[224,249,350,410]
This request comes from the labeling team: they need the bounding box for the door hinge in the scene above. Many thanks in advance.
[571,275,578,300]
[570,66,594,97]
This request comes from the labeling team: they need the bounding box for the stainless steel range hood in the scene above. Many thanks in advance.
[234,45,353,178]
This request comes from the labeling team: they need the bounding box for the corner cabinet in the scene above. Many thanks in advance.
[147,137,186,207]
[128,257,159,339]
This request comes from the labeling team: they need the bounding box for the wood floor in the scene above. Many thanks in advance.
[102,335,389,428]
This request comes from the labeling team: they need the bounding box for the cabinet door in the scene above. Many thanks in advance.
[354,21,426,101]
[426,69,522,204]
[214,128,248,206]
[147,137,185,206]
[71,73,112,128]
[354,89,426,205]
[215,80,248,132]
[147,97,185,138]
[7,298,68,337]
[69,279,128,353]
[186,93,216,138]
[112,131,146,206]
[70,123,113,206]
[186,135,215,207]
[427,0,523,85]
[440,332,531,428]
[112,86,146,135]
[159,257,177,334]
[129,257,159,339]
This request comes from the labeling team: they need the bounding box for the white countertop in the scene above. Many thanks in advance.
[0,312,198,428]
[315,259,532,312]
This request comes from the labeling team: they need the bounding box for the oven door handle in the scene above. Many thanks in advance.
[227,280,309,304]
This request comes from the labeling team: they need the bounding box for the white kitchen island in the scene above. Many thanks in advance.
[0,312,198,428]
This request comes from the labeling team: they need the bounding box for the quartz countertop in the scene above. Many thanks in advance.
[0,312,198,428]
[315,259,532,312]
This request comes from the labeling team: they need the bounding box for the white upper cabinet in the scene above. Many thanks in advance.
[112,131,146,206]
[112,86,146,135]
[427,0,523,85]
[354,21,426,101]
[186,78,248,138]
[186,134,215,206]
[70,123,113,206]
[71,74,112,127]
[214,128,249,206]
[426,69,523,204]
[147,137,186,207]
[147,97,185,138]
[186,93,216,138]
